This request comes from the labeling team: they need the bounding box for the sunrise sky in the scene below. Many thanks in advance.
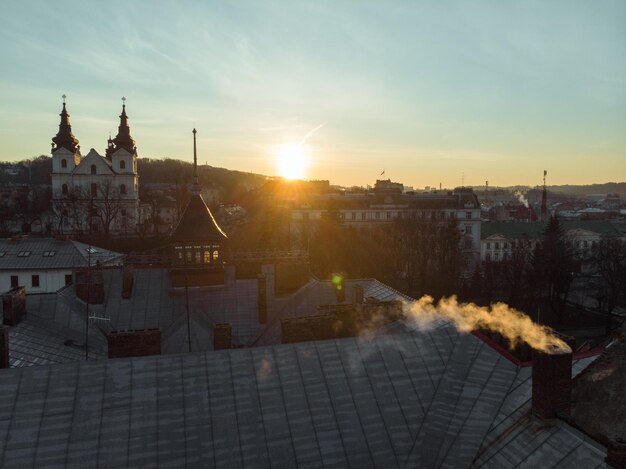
[0,1,624,188]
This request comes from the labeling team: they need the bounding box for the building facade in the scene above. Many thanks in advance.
[50,99,139,236]
[290,181,482,270]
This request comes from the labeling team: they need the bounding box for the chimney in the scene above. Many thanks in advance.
[0,326,9,368]
[75,268,105,304]
[107,329,161,359]
[214,323,232,350]
[532,346,573,419]
[258,274,267,324]
[606,441,626,469]
[121,266,134,299]
[353,284,364,304]
[2,287,26,326]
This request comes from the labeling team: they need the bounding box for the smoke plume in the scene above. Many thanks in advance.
[514,190,529,208]
[404,295,569,353]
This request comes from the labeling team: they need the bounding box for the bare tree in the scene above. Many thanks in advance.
[591,237,626,335]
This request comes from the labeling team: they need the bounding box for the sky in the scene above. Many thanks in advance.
[1,0,625,188]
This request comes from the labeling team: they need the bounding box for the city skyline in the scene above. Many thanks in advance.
[1,1,625,188]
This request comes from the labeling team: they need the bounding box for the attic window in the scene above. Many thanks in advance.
[85,247,98,254]
[42,251,56,257]
[17,251,31,257]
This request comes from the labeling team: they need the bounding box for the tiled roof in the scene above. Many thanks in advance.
[0,330,607,467]
[170,194,227,243]
[0,238,123,270]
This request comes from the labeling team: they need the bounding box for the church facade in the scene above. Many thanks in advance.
[50,98,139,236]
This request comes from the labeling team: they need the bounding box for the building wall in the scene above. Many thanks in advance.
[1,269,72,294]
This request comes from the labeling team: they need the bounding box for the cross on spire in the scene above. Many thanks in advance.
[122,96,126,104]
[62,94,66,104]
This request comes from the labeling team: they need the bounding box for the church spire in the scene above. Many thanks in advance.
[51,94,80,154]
[111,96,136,155]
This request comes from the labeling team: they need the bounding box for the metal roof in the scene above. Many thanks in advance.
[0,329,608,467]
[0,238,123,270]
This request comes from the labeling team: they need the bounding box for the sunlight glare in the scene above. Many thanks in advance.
[276,143,309,180]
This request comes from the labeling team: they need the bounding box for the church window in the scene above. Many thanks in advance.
[91,183,97,197]
[120,160,126,170]
[62,184,68,195]
[91,164,97,175]
[213,250,219,261]
[61,159,67,168]
[120,184,126,195]
[204,251,211,263]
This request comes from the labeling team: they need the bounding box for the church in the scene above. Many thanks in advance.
[50,97,139,236]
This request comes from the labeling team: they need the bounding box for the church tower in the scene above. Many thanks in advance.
[106,97,137,175]
[51,95,81,174]
[169,129,228,286]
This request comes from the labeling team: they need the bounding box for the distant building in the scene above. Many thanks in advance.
[290,183,482,270]
[0,237,122,294]
[480,220,623,269]
[50,98,139,235]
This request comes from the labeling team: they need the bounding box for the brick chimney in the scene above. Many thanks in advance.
[606,441,626,469]
[75,268,105,304]
[2,287,26,326]
[532,346,573,419]
[214,323,232,350]
[258,274,267,324]
[0,326,9,368]
[107,329,161,359]
[121,266,134,299]
[353,284,364,304]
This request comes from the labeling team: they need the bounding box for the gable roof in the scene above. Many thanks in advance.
[73,148,114,175]
[170,194,227,243]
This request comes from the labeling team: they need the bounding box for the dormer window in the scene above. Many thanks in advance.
[91,164,97,175]
[42,251,56,257]
[120,160,126,170]
[17,251,31,257]
[61,159,67,168]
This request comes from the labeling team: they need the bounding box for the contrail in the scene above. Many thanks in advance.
[298,123,324,146]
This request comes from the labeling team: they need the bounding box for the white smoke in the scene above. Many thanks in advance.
[514,190,529,208]
[404,295,569,353]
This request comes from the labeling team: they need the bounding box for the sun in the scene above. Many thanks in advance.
[276,143,309,180]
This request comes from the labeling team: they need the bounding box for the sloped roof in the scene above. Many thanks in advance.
[0,238,123,270]
[170,194,227,243]
[0,330,607,467]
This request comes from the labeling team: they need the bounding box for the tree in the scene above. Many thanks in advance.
[591,237,626,335]
[530,217,579,323]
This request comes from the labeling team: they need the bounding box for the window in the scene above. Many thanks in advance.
[485,253,491,262]
[495,242,500,250]
[351,212,356,220]
[213,250,219,261]
[386,212,391,220]
[62,183,68,195]
[31,275,40,288]
[494,252,500,261]
[487,242,491,249]
[465,225,472,235]
[91,183,97,197]
[361,212,366,220]
[90,164,97,175]
[195,251,201,263]
[440,211,445,220]
[65,274,73,286]
[120,160,126,170]
[466,211,472,219]
[186,251,192,263]
[85,247,98,254]
[17,251,31,257]
[0,251,5,257]
[204,251,211,263]
[375,212,380,219]
[120,184,126,195]
[121,209,126,216]
[61,159,67,168]
[42,251,56,257]
[11,276,18,288]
